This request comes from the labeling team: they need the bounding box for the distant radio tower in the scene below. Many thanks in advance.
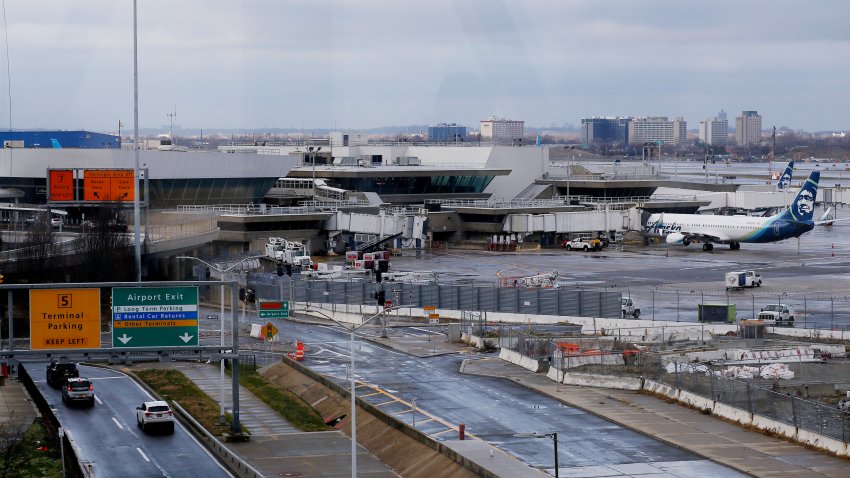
[166,105,177,141]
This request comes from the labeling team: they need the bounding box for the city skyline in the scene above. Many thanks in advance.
[0,1,848,133]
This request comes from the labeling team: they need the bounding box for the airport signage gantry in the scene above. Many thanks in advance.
[3,280,244,439]
[112,286,199,348]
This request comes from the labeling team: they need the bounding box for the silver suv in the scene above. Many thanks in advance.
[136,400,175,434]
[62,377,95,407]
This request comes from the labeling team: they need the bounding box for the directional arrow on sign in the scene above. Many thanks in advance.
[117,334,132,344]
[178,333,194,343]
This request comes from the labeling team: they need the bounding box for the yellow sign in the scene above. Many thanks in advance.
[261,322,279,339]
[30,289,101,349]
[428,313,440,319]
[423,306,436,311]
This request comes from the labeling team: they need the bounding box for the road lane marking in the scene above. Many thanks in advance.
[95,395,103,404]
[136,447,150,462]
[112,417,124,430]
[373,399,397,407]
[359,392,381,398]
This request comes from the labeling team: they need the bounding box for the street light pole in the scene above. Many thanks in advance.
[177,255,262,423]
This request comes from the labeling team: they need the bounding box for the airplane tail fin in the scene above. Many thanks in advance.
[777,160,793,189]
[819,206,834,223]
[779,171,819,223]
[50,138,61,149]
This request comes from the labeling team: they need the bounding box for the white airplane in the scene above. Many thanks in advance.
[645,171,822,251]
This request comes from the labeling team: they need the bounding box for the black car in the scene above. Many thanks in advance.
[46,362,79,387]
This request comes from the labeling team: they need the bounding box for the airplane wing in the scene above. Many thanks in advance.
[815,217,850,225]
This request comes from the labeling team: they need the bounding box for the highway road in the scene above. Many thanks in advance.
[28,363,232,478]
[272,320,746,477]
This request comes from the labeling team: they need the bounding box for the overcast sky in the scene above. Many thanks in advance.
[1,1,849,133]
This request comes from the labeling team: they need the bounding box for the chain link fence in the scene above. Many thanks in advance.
[621,287,850,331]
[241,273,622,320]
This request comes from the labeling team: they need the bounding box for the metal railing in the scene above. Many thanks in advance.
[145,218,218,243]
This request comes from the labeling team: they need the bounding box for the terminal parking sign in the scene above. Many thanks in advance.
[112,286,198,348]
[30,288,101,350]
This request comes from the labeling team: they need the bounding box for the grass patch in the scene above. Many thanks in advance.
[236,369,329,432]
[135,368,237,436]
[0,421,62,477]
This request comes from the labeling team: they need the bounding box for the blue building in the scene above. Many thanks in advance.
[428,123,467,142]
[580,117,630,146]
[0,130,119,149]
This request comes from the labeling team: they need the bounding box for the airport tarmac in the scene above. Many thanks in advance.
[385,218,850,329]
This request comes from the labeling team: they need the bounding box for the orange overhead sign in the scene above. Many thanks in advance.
[83,169,135,202]
[48,170,74,201]
[30,288,101,350]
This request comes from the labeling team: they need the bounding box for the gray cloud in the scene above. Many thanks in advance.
[0,0,846,132]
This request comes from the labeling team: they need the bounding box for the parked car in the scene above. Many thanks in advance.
[50,217,61,227]
[46,362,79,387]
[136,400,175,434]
[62,377,95,407]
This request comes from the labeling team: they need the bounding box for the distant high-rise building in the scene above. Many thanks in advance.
[735,111,762,146]
[627,117,687,145]
[580,117,630,145]
[427,123,467,142]
[698,117,729,146]
[480,116,524,143]
[718,109,727,121]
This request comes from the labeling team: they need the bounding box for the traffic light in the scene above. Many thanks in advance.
[375,290,385,306]
[276,261,284,277]
[239,287,246,301]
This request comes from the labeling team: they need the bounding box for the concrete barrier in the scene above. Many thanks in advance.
[797,428,849,457]
[561,373,641,390]
[712,401,751,426]
[751,414,797,442]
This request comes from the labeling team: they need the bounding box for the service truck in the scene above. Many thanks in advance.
[725,270,762,290]
[758,304,795,327]
[265,237,313,267]
[621,298,641,319]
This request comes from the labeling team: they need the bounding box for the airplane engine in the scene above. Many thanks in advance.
[665,232,686,244]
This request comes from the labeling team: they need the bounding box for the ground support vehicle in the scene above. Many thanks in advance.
[621,298,641,318]
[725,270,762,290]
[758,304,795,327]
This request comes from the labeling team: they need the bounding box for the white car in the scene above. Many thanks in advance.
[50,217,61,227]
[136,400,175,434]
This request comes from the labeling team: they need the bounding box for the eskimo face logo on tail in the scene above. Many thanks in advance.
[796,189,814,216]
[787,171,819,222]
[778,172,791,189]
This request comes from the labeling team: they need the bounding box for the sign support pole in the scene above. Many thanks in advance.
[5,290,10,352]
[230,283,241,436]
[132,0,141,282]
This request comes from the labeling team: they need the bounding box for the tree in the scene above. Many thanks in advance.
[77,207,134,282]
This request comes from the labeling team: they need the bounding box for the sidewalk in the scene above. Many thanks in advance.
[460,357,850,478]
[126,362,400,478]
[0,379,39,429]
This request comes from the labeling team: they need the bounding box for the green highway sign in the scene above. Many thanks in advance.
[258,300,289,319]
[112,286,199,348]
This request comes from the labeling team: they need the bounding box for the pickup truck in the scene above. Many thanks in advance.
[621,298,641,319]
[564,238,602,252]
[758,304,795,327]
